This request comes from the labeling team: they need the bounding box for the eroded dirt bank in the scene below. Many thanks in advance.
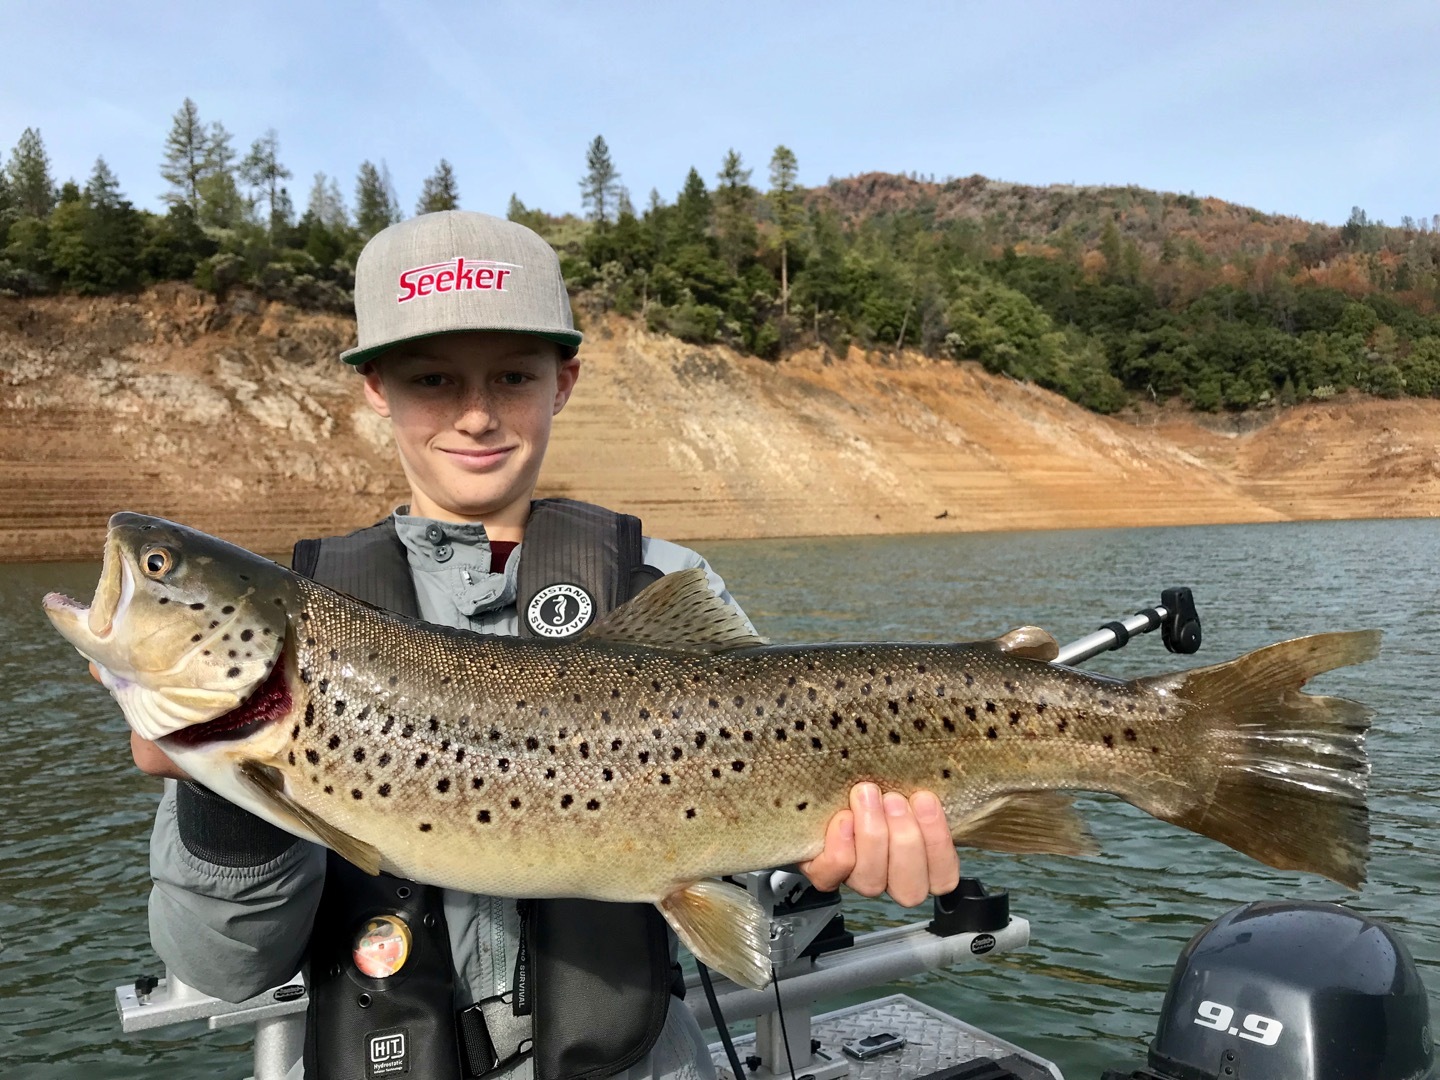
[1,286,1436,562]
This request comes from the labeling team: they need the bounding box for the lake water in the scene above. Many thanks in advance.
[2,519,1436,1079]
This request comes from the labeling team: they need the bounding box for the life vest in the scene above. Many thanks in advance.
[293,499,674,1080]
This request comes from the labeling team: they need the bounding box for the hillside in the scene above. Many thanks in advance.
[1,286,1436,563]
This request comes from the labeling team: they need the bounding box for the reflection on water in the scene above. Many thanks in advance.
[2,519,1436,1078]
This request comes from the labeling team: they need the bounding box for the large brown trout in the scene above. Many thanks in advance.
[45,513,1377,990]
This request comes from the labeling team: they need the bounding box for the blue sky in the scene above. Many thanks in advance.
[3,1,1437,228]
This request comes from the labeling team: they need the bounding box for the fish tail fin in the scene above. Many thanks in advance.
[1134,629,1379,889]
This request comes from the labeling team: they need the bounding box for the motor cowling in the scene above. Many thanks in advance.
[1131,900,1433,1080]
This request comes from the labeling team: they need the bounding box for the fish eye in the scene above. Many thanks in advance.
[142,547,174,578]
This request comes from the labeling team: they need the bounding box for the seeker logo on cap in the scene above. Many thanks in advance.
[397,257,521,303]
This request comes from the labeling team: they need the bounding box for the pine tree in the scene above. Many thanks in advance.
[239,129,293,236]
[768,146,801,315]
[160,99,209,212]
[7,127,57,218]
[673,167,710,245]
[197,121,245,229]
[355,160,399,239]
[417,159,460,214]
[307,172,349,230]
[507,193,527,221]
[714,149,756,272]
[579,135,620,225]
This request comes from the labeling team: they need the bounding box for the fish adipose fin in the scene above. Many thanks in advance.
[658,880,771,991]
[1136,629,1380,889]
[586,567,768,654]
[237,760,383,875]
[988,626,1060,662]
[951,791,1098,856]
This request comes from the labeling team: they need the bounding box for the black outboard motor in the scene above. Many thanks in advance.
[1104,900,1434,1080]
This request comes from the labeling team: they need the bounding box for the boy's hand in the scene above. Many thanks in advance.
[799,783,959,907]
[89,661,191,780]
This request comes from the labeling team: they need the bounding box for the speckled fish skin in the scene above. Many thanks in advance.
[45,513,1379,990]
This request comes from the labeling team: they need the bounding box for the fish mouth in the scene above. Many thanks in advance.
[42,529,132,654]
[163,648,293,749]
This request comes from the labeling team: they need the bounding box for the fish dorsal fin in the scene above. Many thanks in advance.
[584,567,768,653]
[988,626,1059,662]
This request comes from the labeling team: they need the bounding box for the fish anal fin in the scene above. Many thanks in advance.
[987,626,1059,662]
[658,880,771,990]
[586,567,767,654]
[951,791,1097,856]
[237,760,382,875]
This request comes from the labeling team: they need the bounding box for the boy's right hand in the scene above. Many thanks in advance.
[89,661,191,780]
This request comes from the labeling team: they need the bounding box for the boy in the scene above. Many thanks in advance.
[128,211,959,1080]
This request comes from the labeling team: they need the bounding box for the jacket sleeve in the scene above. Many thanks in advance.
[148,779,327,1001]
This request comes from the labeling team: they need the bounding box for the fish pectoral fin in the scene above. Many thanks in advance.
[586,567,768,654]
[236,760,383,875]
[950,792,1098,856]
[658,881,771,991]
[985,626,1060,662]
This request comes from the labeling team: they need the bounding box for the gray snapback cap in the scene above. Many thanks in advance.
[341,210,582,366]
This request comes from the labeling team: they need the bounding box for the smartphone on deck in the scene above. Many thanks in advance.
[841,1033,906,1060]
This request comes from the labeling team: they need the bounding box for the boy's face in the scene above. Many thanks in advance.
[361,331,580,537]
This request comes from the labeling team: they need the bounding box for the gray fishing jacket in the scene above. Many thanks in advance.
[147,512,748,1080]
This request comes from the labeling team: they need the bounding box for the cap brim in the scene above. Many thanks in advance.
[341,327,582,367]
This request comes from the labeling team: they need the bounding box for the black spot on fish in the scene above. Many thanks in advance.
[660,773,671,785]
[227,649,236,658]
[526,737,539,750]
[429,717,439,732]
[732,760,745,772]
[834,678,846,689]
[888,731,901,744]
[830,711,843,729]
[719,727,732,740]
[497,758,510,771]
[708,698,719,709]
[586,799,600,811]
[776,692,787,707]
[840,748,850,759]
[354,748,366,763]
[489,728,501,741]
[796,802,808,811]
[402,722,415,738]
[856,719,869,734]
[610,688,620,699]
[455,748,465,763]
[327,647,337,661]
[1102,734,1115,748]
[964,673,974,687]
[1056,718,1069,733]
[711,767,721,778]
[861,683,872,696]
[811,736,823,750]
[516,699,527,709]
[415,753,429,768]
[942,717,955,732]
[775,728,787,741]
[510,797,521,809]
[368,651,378,661]
[1036,701,1048,714]
[378,752,391,767]
[787,675,796,686]
[478,810,491,823]
[190,633,201,642]
[291,724,300,740]
[638,751,650,764]
[964,705,977,722]
[419,823,432,832]
[436,778,450,793]
[317,679,328,694]
[808,688,818,702]
[305,749,320,765]
[985,701,997,714]
[742,730,754,742]
[388,675,397,686]
[440,676,451,685]
[1009,710,1021,724]
[189,602,205,611]
[334,700,346,716]
[942,768,952,779]
[1151,745,1160,754]
[323,784,332,793]
[794,719,806,731]
[471,776,484,789]
[672,707,684,719]
[603,768,614,781]
[887,700,900,715]
[600,710,611,722]
[686,808,696,819]
[561,794,574,808]
[1124,728,1137,741]
[226,667,241,679]
[351,789,363,800]
[299,612,309,622]
[439,739,449,751]
[1003,680,1016,692]
[544,767,555,779]
[651,679,663,692]
[158,597,169,606]
[936,685,945,697]
[733,695,744,708]
[380,716,393,734]
[917,663,927,674]
[986,726,998,740]
[913,718,926,731]
[287,750,295,766]
[694,732,706,749]
[671,747,683,760]
[580,742,590,758]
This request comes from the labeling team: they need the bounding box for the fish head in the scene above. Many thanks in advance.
[43,512,294,740]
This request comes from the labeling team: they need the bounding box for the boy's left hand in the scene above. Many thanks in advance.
[799,783,959,907]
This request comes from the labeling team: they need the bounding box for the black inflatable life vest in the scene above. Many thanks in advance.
[293,499,673,1080]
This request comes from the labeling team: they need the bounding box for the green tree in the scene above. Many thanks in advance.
[355,160,399,239]
[47,158,144,292]
[239,129,293,236]
[579,135,620,224]
[672,167,711,247]
[196,121,246,228]
[714,149,756,273]
[768,146,801,315]
[417,159,460,213]
[306,172,348,230]
[7,127,56,218]
[160,99,209,212]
